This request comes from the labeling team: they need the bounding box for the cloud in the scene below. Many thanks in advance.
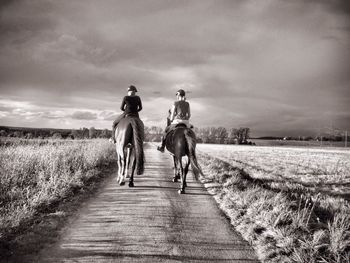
[70,111,98,120]
[99,111,118,121]
[0,0,349,135]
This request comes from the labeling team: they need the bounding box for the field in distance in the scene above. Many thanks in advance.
[251,139,348,148]
[197,143,350,198]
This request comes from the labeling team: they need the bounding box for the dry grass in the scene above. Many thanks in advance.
[0,138,116,241]
[198,150,350,262]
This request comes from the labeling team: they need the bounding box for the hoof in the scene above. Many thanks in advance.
[119,181,125,186]
[178,189,185,194]
[129,182,134,187]
[173,178,178,183]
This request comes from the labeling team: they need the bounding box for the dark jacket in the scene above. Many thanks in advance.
[121,95,142,115]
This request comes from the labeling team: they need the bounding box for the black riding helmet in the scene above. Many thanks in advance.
[128,85,138,92]
[176,89,185,97]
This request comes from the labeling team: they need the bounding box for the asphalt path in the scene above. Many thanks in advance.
[37,143,259,262]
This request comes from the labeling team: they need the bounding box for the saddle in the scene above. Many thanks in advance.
[125,113,139,118]
[165,123,193,139]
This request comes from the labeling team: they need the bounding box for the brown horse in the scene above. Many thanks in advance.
[115,117,144,187]
[165,124,202,194]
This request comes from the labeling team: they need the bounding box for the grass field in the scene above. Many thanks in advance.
[251,139,348,148]
[197,143,350,262]
[0,138,116,244]
[197,144,350,198]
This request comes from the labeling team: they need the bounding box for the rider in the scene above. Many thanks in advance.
[111,85,142,143]
[157,89,191,152]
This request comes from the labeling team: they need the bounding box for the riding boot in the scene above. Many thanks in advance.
[157,136,165,153]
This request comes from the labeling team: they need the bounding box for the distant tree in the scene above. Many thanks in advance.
[193,127,202,143]
[70,129,81,139]
[229,128,250,144]
[199,127,210,143]
[143,126,162,142]
[25,133,34,139]
[144,126,150,135]
[89,127,96,139]
[238,127,250,144]
[82,127,89,139]
[100,129,111,138]
[194,127,253,144]
[52,133,62,139]
[0,130,7,137]
[209,127,217,143]
[150,126,163,135]
[66,134,74,140]
[216,127,228,144]
[228,128,238,144]
[13,131,24,138]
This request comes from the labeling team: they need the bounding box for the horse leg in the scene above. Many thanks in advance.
[125,146,131,178]
[175,158,181,181]
[172,155,179,182]
[183,158,190,188]
[116,148,122,183]
[178,157,185,194]
[119,149,126,186]
[129,155,136,187]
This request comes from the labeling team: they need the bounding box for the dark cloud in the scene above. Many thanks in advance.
[314,0,350,16]
[0,0,15,11]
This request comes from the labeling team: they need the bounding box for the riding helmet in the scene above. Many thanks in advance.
[128,85,138,92]
[176,89,185,96]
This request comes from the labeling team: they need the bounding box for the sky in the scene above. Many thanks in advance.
[0,0,349,137]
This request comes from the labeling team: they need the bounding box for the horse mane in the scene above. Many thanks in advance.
[129,118,145,175]
[184,129,203,180]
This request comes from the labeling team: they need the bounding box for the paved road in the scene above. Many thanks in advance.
[37,143,259,262]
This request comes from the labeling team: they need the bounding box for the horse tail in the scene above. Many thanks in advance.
[184,129,202,180]
[130,118,145,175]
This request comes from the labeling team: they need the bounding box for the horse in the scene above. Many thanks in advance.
[164,124,202,194]
[115,116,145,187]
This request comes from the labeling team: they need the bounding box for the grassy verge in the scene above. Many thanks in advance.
[0,139,117,257]
[198,153,350,263]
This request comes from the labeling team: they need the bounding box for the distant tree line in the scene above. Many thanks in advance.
[0,126,111,140]
[144,126,252,144]
[0,125,253,144]
[3,125,348,144]
[194,127,251,144]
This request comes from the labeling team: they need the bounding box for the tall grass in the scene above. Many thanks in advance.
[0,139,116,240]
[198,153,350,262]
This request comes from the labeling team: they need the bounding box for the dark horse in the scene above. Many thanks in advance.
[115,116,144,187]
[165,124,202,194]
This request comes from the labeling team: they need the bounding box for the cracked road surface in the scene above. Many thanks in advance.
[37,143,259,262]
